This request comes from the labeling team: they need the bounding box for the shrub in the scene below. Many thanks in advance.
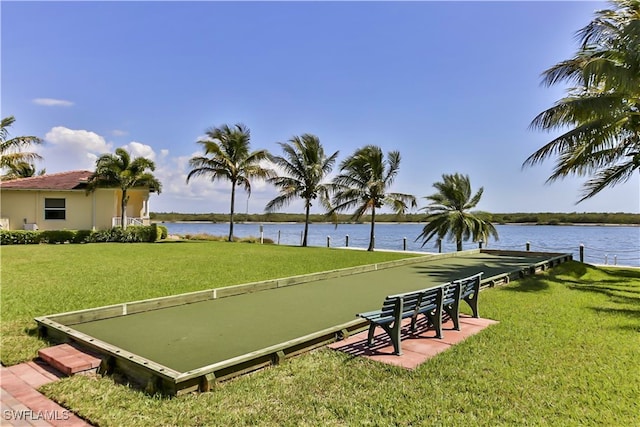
[0,226,160,245]
[87,226,158,243]
[40,230,76,244]
[0,230,41,245]
[158,225,168,240]
[127,226,154,242]
[73,230,93,243]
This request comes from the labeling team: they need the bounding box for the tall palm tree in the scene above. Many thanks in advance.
[330,145,416,251]
[524,0,640,202]
[265,134,338,247]
[2,162,46,180]
[87,148,162,228]
[186,124,273,242]
[416,173,498,252]
[1,116,42,174]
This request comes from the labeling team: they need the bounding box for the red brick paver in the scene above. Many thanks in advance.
[38,345,100,377]
[328,314,499,369]
[1,361,92,427]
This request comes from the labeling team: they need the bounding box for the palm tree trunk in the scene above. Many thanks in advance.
[121,189,127,229]
[229,182,236,242]
[456,240,463,251]
[367,207,376,251]
[303,203,310,247]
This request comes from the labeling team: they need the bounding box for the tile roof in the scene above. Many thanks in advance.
[0,170,93,190]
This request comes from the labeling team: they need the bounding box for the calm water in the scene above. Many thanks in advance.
[162,222,640,267]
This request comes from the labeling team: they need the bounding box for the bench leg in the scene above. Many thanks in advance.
[424,312,443,339]
[367,322,403,354]
[444,301,460,330]
[367,323,377,346]
[383,323,402,356]
[464,296,479,318]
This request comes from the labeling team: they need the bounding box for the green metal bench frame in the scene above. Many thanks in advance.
[357,286,444,355]
[356,271,484,356]
[456,272,483,318]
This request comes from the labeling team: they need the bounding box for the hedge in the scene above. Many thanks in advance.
[0,225,168,245]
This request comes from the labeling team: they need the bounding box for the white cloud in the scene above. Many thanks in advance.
[45,127,111,152]
[123,141,156,162]
[41,127,112,171]
[34,126,280,213]
[33,98,74,107]
[111,129,128,137]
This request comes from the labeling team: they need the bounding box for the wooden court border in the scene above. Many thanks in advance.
[35,249,572,395]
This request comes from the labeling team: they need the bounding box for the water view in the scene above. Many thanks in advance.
[161,222,640,267]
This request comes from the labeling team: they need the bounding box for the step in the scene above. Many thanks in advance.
[38,344,102,376]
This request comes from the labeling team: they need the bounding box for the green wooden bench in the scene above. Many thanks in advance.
[357,286,445,355]
[356,272,484,356]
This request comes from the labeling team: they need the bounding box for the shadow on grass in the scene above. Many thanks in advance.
[591,306,640,318]
[567,284,640,302]
[500,275,550,292]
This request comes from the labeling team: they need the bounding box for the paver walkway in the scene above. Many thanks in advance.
[1,361,92,427]
[328,314,498,369]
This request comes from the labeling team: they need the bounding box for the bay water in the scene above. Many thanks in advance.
[161,222,639,267]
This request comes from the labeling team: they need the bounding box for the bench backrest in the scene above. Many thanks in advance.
[414,286,445,314]
[382,284,445,319]
[381,290,423,319]
[456,272,483,299]
[378,296,403,319]
[442,281,460,306]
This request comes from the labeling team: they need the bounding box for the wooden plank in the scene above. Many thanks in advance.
[47,305,124,325]
[126,290,212,314]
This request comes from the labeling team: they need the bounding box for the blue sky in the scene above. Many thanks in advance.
[3,1,638,214]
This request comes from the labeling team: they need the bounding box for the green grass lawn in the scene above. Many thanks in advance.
[1,242,413,366]
[2,242,640,426]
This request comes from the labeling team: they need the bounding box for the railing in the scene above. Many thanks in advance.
[112,217,147,227]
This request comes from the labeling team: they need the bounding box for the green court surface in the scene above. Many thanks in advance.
[72,252,551,372]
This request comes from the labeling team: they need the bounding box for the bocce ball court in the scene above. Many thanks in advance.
[35,249,571,395]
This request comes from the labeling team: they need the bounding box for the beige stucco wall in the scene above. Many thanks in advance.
[0,188,151,230]
[114,190,148,219]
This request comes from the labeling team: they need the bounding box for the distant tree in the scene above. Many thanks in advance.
[87,148,162,228]
[186,124,273,242]
[2,162,46,180]
[524,0,640,202]
[265,134,338,247]
[330,145,416,251]
[416,173,498,251]
[0,116,42,176]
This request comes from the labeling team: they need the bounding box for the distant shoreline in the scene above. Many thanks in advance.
[154,220,639,227]
[151,212,639,226]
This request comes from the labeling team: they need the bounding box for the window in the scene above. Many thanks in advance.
[44,198,66,220]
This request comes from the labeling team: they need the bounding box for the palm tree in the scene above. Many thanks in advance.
[186,124,273,242]
[2,162,46,180]
[524,0,640,202]
[330,145,416,251]
[416,173,498,252]
[1,116,42,174]
[87,148,162,228]
[265,134,338,247]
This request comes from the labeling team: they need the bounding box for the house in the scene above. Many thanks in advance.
[0,170,154,231]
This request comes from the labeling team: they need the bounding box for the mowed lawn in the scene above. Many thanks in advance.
[1,242,414,365]
[3,242,640,426]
